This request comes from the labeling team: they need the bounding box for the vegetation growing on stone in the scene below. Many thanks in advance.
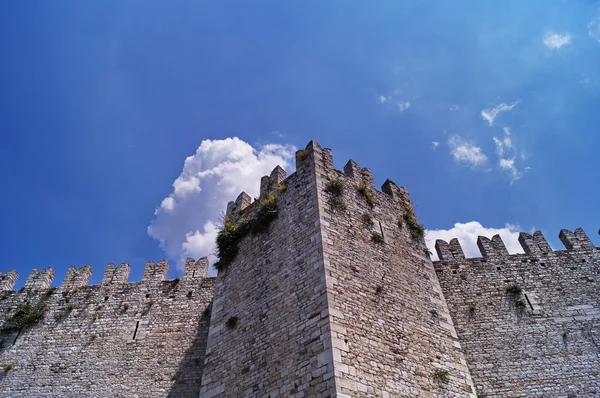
[214,194,279,271]
[505,284,522,295]
[324,179,347,210]
[276,182,287,193]
[0,303,45,333]
[515,299,526,308]
[3,364,13,372]
[403,208,424,242]
[431,368,450,385]
[297,148,310,160]
[251,194,278,234]
[356,181,375,207]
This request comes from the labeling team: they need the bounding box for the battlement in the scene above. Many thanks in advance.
[0,257,212,293]
[223,141,419,231]
[433,227,598,270]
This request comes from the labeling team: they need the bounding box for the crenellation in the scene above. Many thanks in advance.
[435,238,466,261]
[0,270,19,291]
[476,234,509,257]
[518,230,552,255]
[22,267,55,291]
[141,259,169,284]
[183,257,209,280]
[61,264,93,289]
[101,262,130,285]
[225,191,252,221]
[559,227,596,250]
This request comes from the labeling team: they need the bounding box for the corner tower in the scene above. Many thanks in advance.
[200,141,476,397]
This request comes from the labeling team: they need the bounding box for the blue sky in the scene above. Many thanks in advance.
[1,1,599,287]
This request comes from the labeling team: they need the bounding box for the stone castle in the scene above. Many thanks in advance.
[0,141,597,397]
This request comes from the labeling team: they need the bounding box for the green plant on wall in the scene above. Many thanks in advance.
[505,284,522,295]
[431,368,450,385]
[325,179,347,210]
[356,181,376,207]
[0,303,45,334]
[403,208,424,242]
[214,194,280,271]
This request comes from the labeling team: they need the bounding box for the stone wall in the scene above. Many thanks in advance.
[314,147,476,397]
[200,142,337,397]
[434,229,600,397]
[0,258,214,398]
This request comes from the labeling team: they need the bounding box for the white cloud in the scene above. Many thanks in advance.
[148,137,296,272]
[425,221,524,261]
[481,101,519,126]
[378,94,410,112]
[397,101,411,112]
[589,12,600,43]
[432,141,439,150]
[543,32,572,48]
[448,136,488,166]
[493,127,523,182]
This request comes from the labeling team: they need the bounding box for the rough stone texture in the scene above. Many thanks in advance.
[0,258,214,397]
[434,230,600,397]
[0,140,597,397]
[201,142,475,397]
[200,142,337,398]
[316,147,476,398]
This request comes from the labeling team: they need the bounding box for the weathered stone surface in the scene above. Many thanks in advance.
[434,230,600,397]
[0,259,214,397]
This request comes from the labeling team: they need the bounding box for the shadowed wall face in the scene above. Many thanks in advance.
[435,230,600,397]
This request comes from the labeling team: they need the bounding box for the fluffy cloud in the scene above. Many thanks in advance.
[481,101,519,126]
[425,221,524,261]
[148,137,296,272]
[543,32,572,48]
[448,136,488,166]
[432,141,439,150]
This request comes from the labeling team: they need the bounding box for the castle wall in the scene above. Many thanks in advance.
[0,259,214,398]
[434,229,600,397]
[199,142,337,397]
[315,152,476,397]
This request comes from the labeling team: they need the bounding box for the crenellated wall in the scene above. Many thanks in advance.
[0,258,215,397]
[0,139,596,398]
[314,146,476,397]
[434,228,600,397]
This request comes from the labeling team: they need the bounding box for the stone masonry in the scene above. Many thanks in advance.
[0,140,597,397]
[0,258,214,397]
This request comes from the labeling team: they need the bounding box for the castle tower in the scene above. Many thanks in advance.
[200,141,476,397]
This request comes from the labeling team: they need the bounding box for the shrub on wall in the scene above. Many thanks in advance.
[0,303,45,333]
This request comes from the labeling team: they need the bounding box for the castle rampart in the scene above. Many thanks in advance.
[434,228,600,397]
[0,259,215,397]
[0,140,596,397]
